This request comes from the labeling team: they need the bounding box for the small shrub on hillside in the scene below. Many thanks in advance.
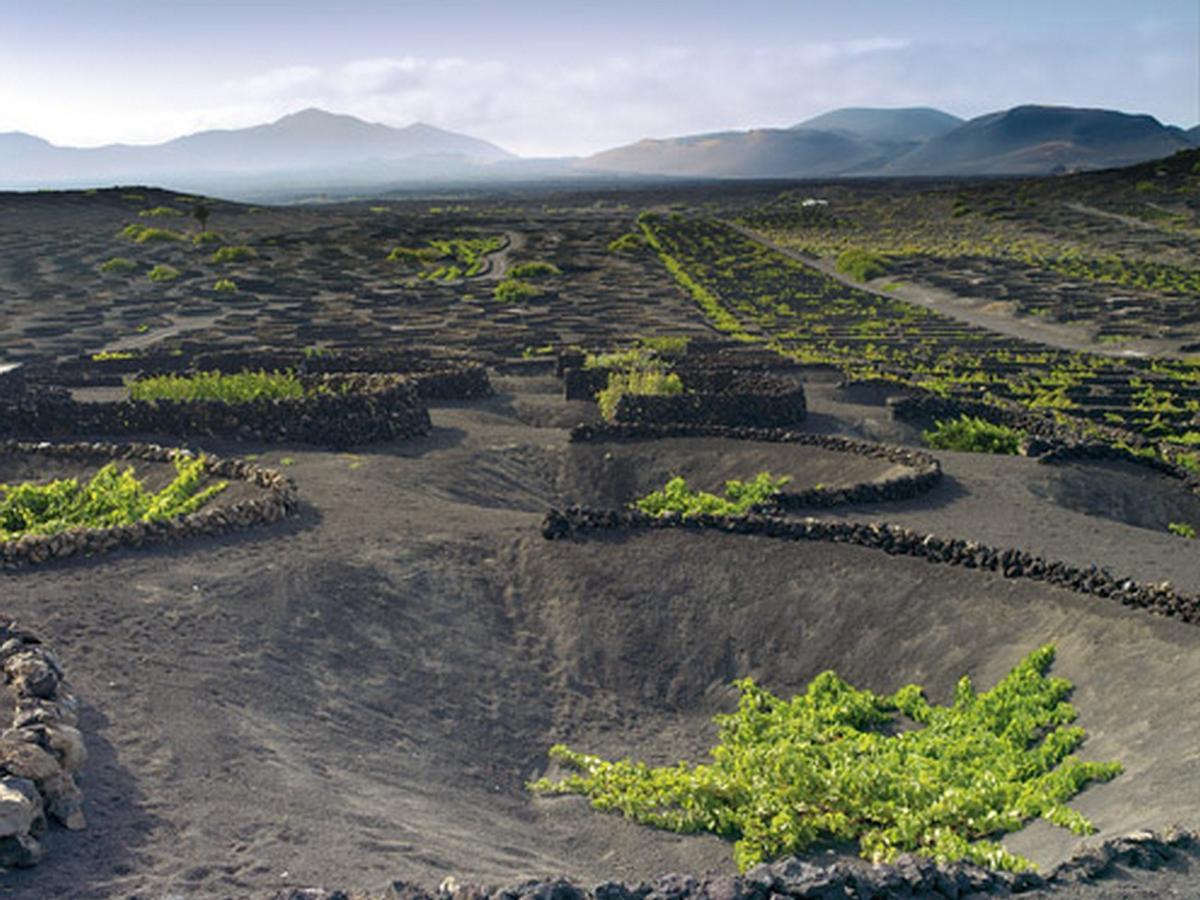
[835,248,889,281]
[595,369,683,421]
[0,455,226,539]
[636,335,690,357]
[98,257,137,275]
[193,230,224,245]
[1168,522,1197,539]
[90,350,135,361]
[213,278,238,293]
[138,206,183,218]
[634,472,791,518]
[608,232,647,253]
[129,370,304,403]
[509,261,562,279]
[923,415,1024,454]
[530,645,1120,873]
[123,224,186,244]
[210,245,256,264]
[147,264,180,282]
[493,278,544,303]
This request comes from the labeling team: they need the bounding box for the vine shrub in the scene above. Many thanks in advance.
[0,456,227,539]
[596,370,682,421]
[835,248,889,281]
[129,370,305,403]
[530,646,1120,873]
[923,415,1024,454]
[634,472,791,518]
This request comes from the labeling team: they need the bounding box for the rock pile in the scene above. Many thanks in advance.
[0,623,85,870]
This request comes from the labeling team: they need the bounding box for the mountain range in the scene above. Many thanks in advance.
[1,105,1196,198]
[581,106,1197,179]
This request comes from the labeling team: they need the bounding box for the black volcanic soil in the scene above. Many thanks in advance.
[1,377,1199,898]
[4,187,1200,899]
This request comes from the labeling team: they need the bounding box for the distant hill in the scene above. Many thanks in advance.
[889,105,1193,175]
[582,105,1189,179]
[0,109,513,191]
[791,107,963,143]
[580,128,893,178]
[1188,125,1200,144]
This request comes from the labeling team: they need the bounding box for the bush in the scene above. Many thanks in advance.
[129,370,304,403]
[0,455,226,539]
[596,369,682,421]
[210,245,256,264]
[530,645,1120,873]
[608,232,647,253]
[1168,521,1197,539]
[509,261,562,279]
[835,248,889,281]
[98,257,137,275]
[634,472,791,518]
[123,224,186,244]
[147,264,181,282]
[923,415,1024,454]
[138,206,183,218]
[193,230,224,245]
[213,278,238,293]
[493,278,544,303]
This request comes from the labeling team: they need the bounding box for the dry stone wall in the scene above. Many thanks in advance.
[0,441,298,569]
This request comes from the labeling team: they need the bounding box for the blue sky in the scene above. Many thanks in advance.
[1,0,1196,155]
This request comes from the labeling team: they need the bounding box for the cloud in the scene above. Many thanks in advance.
[212,38,919,155]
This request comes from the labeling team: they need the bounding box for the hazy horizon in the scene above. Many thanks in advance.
[2,0,1198,157]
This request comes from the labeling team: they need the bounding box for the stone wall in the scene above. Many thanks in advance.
[0,374,431,449]
[0,622,85,868]
[0,441,298,569]
[542,507,1200,623]
[569,423,941,509]
[11,349,493,402]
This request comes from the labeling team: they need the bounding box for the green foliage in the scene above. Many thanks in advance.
[923,415,1024,454]
[0,455,227,540]
[193,230,224,245]
[122,224,186,243]
[530,645,1120,873]
[595,369,683,421]
[210,245,256,264]
[493,278,545,303]
[147,264,181,282]
[213,278,238,293]
[509,261,562,279]
[138,206,183,218]
[98,256,137,275]
[129,370,304,403]
[636,335,690,357]
[90,350,135,361]
[609,232,647,253]
[1168,522,1197,539]
[836,248,889,281]
[634,472,791,518]
[388,235,503,277]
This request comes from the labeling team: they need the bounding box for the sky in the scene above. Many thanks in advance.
[1,0,1197,157]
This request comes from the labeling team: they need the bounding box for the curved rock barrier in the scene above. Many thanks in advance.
[0,374,431,449]
[0,441,298,569]
[541,505,1200,623]
[569,423,942,509]
[278,828,1198,900]
[0,622,84,869]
